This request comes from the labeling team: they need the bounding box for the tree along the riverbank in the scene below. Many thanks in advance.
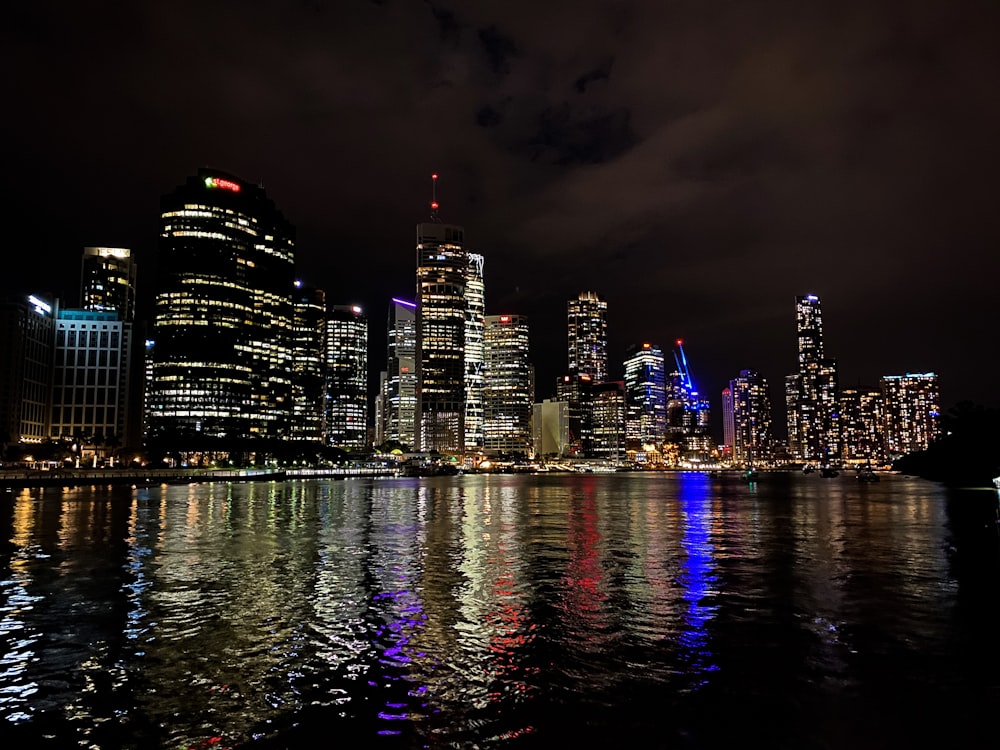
[893,401,1000,487]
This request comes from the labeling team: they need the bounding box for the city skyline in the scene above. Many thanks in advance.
[4,1,998,420]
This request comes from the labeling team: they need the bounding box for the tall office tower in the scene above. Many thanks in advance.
[415,220,467,453]
[324,305,369,451]
[721,387,734,459]
[482,315,533,455]
[623,342,666,446]
[0,294,57,446]
[881,373,941,459]
[379,297,418,448]
[556,374,593,456]
[567,291,608,381]
[532,398,570,458]
[290,283,326,443]
[590,381,626,461]
[50,309,132,464]
[464,252,486,453]
[728,369,773,466]
[149,169,295,445]
[786,294,840,463]
[839,387,885,465]
[81,247,137,322]
[80,246,140,449]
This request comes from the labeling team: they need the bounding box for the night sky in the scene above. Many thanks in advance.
[4,0,999,435]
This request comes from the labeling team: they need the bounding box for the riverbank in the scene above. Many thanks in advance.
[0,466,398,489]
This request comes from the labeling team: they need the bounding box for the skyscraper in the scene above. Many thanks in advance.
[839,386,885,465]
[483,314,533,455]
[728,369,773,466]
[80,247,137,323]
[0,294,56,447]
[623,342,666,446]
[148,169,295,445]
[324,305,368,451]
[378,297,417,448]
[464,252,486,453]
[290,283,326,443]
[415,221,467,453]
[881,373,940,459]
[787,294,839,463]
[567,291,608,382]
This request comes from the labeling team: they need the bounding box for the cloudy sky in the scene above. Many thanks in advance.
[4,0,999,433]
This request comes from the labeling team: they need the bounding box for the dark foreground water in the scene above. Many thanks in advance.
[1,472,999,749]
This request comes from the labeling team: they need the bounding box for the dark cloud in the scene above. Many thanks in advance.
[3,0,1000,432]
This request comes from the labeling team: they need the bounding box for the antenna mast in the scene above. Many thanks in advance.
[430,173,440,221]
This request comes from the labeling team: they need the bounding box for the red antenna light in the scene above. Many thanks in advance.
[430,173,440,217]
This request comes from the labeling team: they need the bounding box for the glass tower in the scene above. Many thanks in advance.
[148,169,295,444]
[464,252,486,454]
[787,294,839,463]
[567,291,608,382]
[415,222,467,453]
[483,314,533,455]
[324,305,369,451]
[623,342,666,446]
[380,297,418,449]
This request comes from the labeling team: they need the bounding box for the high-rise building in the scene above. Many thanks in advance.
[464,252,486,453]
[50,309,132,463]
[290,283,326,443]
[148,169,296,446]
[721,386,734,460]
[415,221,467,453]
[556,374,593,456]
[623,342,666,446]
[666,340,712,455]
[532,399,570,458]
[81,247,137,323]
[567,291,608,382]
[590,381,626,461]
[79,247,140,452]
[378,297,417,448]
[839,387,885,465]
[728,369,773,467]
[881,373,940,459]
[483,314,533,455]
[0,294,56,447]
[787,295,839,463]
[324,305,368,451]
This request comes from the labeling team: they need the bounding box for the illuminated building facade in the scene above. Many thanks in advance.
[623,342,667,446]
[81,247,137,323]
[375,297,417,448]
[324,305,368,451]
[721,386,734,459]
[149,169,296,443]
[415,221,467,453]
[0,295,56,445]
[590,381,626,460]
[532,398,570,458]
[291,284,326,442]
[464,252,486,453]
[786,295,840,463]
[839,387,885,465]
[728,369,773,466]
[881,373,940,459]
[378,297,417,448]
[666,341,712,462]
[567,291,608,381]
[50,309,132,462]
[556,374,592,456]
[483,314,533,455]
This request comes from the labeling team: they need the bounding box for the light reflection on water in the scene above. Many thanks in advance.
[0,473,998,749]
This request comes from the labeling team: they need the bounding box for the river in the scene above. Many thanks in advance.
[1,472,998,749]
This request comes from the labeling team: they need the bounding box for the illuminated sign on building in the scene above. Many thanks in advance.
[28,294,52,316]
[204,176,241,192]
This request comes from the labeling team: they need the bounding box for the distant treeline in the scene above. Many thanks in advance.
[893,401,1000,487]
